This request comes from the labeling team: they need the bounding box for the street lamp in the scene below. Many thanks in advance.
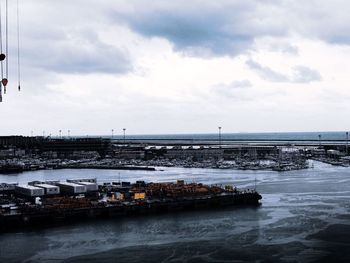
[123,128,126,144]
[68,130,71,138]
[318,134,322,147]
[111,129,114,139]
[218,126,222,148]
[59,130,62,139]
[346,132,349,155]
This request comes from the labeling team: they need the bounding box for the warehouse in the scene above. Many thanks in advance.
[15,185,45,197]
[75,181,98,192]
[57,182,87,194]
[35,184,60,195]
[67,178,97,183]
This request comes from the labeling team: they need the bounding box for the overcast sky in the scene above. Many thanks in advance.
[1,0,350,136]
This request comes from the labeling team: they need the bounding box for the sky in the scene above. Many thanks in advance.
[1,0,350,136]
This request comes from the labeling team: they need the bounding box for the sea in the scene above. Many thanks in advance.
[106,131,349,141]
[1,161,350,262]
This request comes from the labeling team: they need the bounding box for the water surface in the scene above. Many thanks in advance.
[1,161,350,262]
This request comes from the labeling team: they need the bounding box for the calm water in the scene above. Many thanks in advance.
[1,162,350,262]
[106,131,349,141]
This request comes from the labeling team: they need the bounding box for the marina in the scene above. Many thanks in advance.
[1,162,350,262]
[1,134,349,175]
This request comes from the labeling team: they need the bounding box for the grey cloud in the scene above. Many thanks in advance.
[246,60,289,82]
[120,12,251,56]
[267,43,299,55]
[114,1,287,56]
[110,0,350,57]
[21,28,132,75]
[246,60,322,83]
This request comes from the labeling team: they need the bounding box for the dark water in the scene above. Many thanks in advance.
[1,162,350,262]
[105,131,349,141]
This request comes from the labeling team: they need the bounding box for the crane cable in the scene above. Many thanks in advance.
[17,0,20,91]
[0,0,8,95]
[4,0,8,93]
[0,1,3,99]
[0,0,22,100]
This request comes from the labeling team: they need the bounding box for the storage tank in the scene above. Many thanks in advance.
[35,184,60,195]
[57,182,87,194]
[15,185,45,197]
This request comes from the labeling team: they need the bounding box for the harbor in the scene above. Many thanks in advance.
[0,162,350,262]
[1,0,349,261]
[1,134,350,175]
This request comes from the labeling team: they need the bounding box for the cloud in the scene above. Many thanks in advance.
[291,66,322,83]
[246,60,322,83]
[114,1,287,57]
[211,80,252,98]
[2,0,350,135]
[246,59,289,82]
[109,0,350,58]
[20,28,132,75]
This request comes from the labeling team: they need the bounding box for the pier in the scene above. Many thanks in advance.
[0,179,261,231]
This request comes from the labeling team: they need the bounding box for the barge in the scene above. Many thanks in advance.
[0,179,262,231]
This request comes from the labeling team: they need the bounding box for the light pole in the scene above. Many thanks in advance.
[59,130,62,139]
[68,130,71,138]
[123,128,126,144]
[218,126,222,148]
[318,134,322,147]
[346,132,349,155]
[111,129,114,139]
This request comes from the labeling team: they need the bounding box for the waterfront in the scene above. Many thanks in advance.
[1,161,350,262]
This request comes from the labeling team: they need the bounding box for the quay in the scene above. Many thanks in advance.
[0,179,262,231]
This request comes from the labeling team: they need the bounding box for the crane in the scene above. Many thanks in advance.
[0,0,21,103]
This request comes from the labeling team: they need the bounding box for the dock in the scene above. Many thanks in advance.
[0,179,262,231]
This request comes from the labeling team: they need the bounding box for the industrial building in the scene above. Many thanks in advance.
[15,185,45,197]
[67,179,98,192]
[57,182,87,195]
[34,184,60,195]
[75,182,98,192]
[67,178,97,183]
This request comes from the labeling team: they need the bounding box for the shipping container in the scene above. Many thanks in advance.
[134,192,146,200]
